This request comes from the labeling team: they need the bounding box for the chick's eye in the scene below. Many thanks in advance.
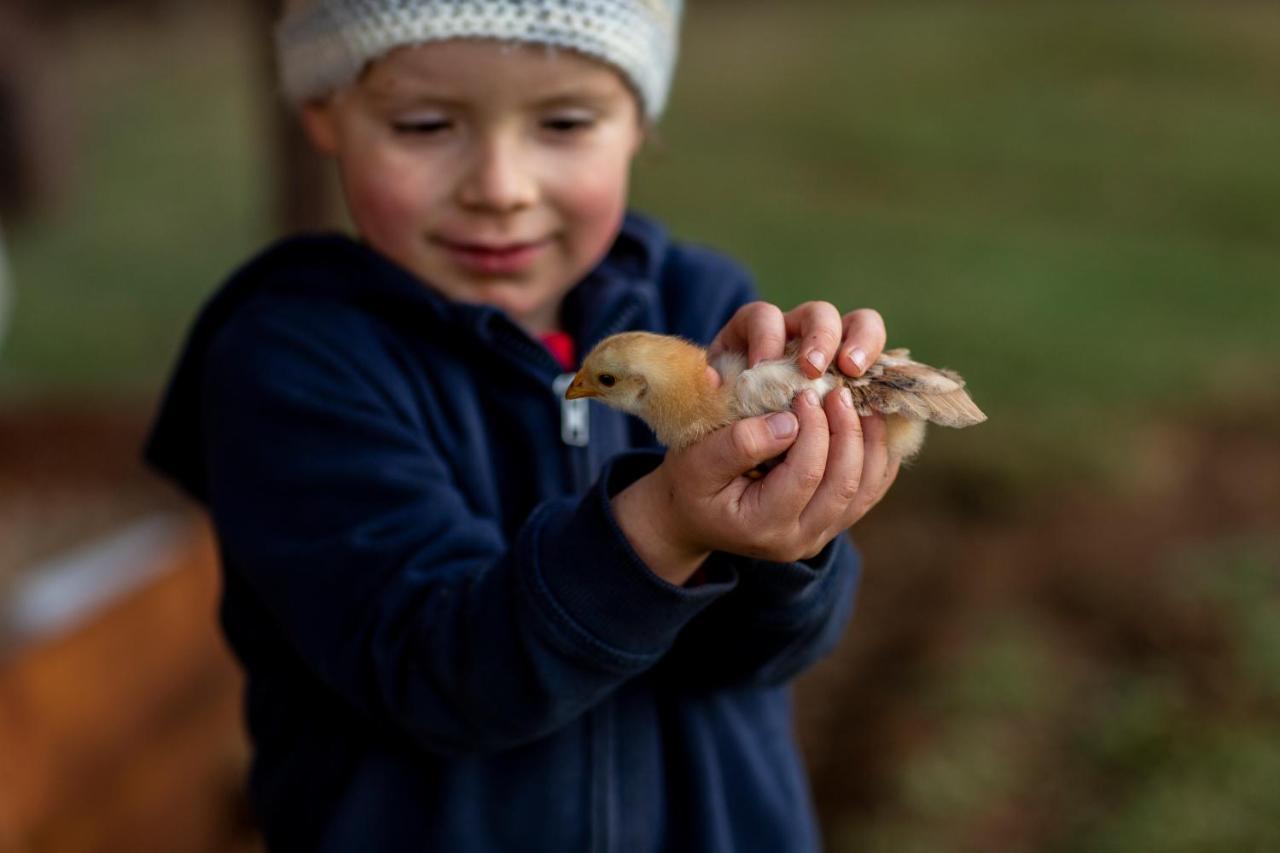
[597,373,616,388]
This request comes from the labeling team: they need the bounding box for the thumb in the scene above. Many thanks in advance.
[697,413,799,481]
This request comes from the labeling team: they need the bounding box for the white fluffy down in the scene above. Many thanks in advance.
[714,353,930,459]
[715,354,838,418]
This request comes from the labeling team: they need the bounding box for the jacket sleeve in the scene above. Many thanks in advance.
[200,306,737,755]
[654,243,864,688]
[657,538,862,689]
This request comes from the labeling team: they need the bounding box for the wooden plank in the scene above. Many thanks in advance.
[0,518,253,851]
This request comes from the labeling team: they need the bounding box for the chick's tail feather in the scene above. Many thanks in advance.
[848,381,988,429]
[846,349,987,429]
[843,349,986,460]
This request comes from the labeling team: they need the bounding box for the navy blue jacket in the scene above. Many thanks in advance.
[145,214,861,852]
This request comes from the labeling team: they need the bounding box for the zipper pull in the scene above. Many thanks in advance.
[552,373,590,447]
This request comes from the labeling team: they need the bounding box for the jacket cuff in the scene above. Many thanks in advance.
[525,452,737,669]
[717,535,859,628]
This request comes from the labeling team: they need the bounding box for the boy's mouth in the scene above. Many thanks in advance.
[432,236,551,276]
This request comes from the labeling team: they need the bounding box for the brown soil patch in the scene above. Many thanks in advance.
[795,404,1280,847]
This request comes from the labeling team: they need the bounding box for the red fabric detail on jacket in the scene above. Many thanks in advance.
[540,331,577,371]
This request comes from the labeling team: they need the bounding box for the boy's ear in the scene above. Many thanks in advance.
[299,100,339,156]
[633,122,652,156]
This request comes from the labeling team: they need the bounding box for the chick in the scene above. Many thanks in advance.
[564,332,986,460]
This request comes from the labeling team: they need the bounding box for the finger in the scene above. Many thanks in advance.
[782,301,843,379]
[841,413,890,527]
[867,455,901,511]
[755,389,830,517]
[798,386,864,536]
[836,308,887,377]
[820,434,898,543]
[691,411,799,487]
[709,301,786,367]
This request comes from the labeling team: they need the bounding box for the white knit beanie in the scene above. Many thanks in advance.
[276,0,683,120]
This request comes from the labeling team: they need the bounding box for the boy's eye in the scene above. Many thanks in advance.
[392,117,452,135]
[541,114,596,133]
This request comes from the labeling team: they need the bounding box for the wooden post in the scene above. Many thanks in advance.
[247,0,337,235]
[0,5,70,223]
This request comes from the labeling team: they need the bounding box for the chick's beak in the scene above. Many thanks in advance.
[564,372,598,400]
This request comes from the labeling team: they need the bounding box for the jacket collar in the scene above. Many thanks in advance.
[144,213,668,499]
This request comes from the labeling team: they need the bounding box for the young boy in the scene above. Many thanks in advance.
[146,2,897,850]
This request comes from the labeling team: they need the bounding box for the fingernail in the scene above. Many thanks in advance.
[767,412,797,438]
[848,348,868,374]
[801,389,820,408]
[839,388,853,408]
[806,350,826,372]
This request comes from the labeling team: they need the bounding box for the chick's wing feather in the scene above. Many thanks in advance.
[848,355,986,428]
[920,389,988,428]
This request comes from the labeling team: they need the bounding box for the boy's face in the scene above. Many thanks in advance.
[303,40,645,334]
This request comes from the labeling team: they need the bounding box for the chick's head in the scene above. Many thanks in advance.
[566,332,732,448]
[564,332,660,416]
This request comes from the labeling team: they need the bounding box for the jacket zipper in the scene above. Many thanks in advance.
[549,372,611,851]
[568,297,644,853]
[589,701,616,853]
[549,294,644,492]
[552,373,591,448]
[493,298,645,852]
[552,372,592,493]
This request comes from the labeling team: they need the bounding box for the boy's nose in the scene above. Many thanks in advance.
[457,141,538,213]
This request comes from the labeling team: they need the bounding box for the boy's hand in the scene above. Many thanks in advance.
[708,301,887,379]
[612,384,898,587]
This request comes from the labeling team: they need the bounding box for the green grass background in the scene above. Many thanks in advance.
[640,0,1280,481]
[6,2,1279,440]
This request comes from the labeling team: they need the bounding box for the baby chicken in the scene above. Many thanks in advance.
[564,332,986,460]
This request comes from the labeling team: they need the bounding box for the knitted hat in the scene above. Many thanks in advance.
[276,0,683,120]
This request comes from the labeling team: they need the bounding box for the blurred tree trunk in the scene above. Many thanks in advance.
[248,0,336,234]
[3,0,336,234]
[0,5,71,223]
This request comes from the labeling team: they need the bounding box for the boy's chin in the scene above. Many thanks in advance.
[494,293,568,336]
[440,280,571,336]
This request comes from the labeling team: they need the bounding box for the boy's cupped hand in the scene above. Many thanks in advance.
[611,302,899,587]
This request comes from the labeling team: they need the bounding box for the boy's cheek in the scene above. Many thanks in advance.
[572,196,627,263]
[342,167,427,246]
[559,167,633,256]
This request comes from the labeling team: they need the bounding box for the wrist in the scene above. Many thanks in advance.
[611,467,710,587]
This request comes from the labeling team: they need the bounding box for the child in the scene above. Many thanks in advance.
[146,2,897,850]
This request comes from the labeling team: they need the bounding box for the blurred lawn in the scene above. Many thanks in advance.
[1,8,268,393]
[642,0,1280,480]
[5,0,1279,483]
